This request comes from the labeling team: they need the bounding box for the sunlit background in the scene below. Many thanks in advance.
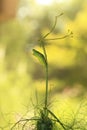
[0,0,87,129]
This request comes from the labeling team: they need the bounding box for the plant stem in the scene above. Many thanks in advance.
[41,40,48,110]
[45,63,48,109]
[47,109,67,130]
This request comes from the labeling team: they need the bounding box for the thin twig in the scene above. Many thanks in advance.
[43,13,63,39]
[45,32,73,41]
[11,118,39,130]
[47,109,67,130]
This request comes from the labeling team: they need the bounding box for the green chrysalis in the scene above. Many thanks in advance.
[32,49,47,67]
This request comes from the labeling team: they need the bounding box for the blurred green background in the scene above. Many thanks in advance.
[0,0,87,129]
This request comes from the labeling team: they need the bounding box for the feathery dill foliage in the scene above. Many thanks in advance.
[10,14,87,130]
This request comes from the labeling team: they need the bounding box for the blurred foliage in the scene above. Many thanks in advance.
[0,0,87,128]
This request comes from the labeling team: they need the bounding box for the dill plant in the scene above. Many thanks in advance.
[11,14,73,130]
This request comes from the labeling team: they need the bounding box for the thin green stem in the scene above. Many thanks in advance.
[41,41,48,111]
[45,32,73,41]
[42,13,63,39]
[47,109,67,130]
[45,64,48,109]
[11,118,39,130]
